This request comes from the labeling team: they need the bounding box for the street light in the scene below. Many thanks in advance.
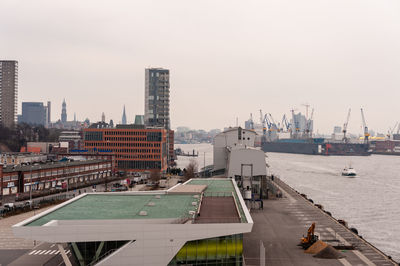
[29,165,33,209]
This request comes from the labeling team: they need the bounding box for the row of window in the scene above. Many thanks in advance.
[117,160,162,170]
[23,170,106,181]
[85,142,161,148]
[87,148,161,154]
[116,154,161,159]
[104,131,148,136]
[1,163,111,182]
[104,137,146,142]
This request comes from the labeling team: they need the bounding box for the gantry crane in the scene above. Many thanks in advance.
[281,114,291,132]
[305,108,314,138]
[387,122,398,139]
[342,108,351,143]
[360,108,370,144]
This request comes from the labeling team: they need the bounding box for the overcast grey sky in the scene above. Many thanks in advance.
[1,0,400,134]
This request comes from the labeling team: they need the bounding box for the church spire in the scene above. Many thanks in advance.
[122,105,127,125]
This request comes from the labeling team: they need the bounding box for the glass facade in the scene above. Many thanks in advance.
[168,234,243,266]
[69,240,130,266]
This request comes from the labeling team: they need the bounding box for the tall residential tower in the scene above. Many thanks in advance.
[144,68,170,129]
[0,60,18,128]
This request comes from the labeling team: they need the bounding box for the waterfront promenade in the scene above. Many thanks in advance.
[244,177,397,266]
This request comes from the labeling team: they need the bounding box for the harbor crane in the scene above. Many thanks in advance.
[260,110,267,135]
[281,114,291,132]
[268,113,279,132]
[305,108,314,137]
[342,108,351,143]
[360,108,370,144]
[387,122,398,139]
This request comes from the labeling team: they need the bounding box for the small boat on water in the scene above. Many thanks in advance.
[342,166,356,177]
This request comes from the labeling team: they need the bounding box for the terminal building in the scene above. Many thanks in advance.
[13,178,253,265]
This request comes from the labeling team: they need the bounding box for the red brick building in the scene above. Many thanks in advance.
[0,160,112,197]
[83,126,173,173]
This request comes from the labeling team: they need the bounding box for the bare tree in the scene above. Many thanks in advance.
[183,160,198,181]
[149,170,161,184]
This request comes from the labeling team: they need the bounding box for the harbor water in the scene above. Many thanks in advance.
[175,143,400,262]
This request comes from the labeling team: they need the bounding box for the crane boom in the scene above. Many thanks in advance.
[342,108,351,143]
[360,108,369,143]
[305,108,314,137]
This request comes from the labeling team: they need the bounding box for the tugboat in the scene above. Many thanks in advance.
[342,166,357,177]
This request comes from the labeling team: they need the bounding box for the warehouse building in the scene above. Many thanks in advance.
[0,159,112,197]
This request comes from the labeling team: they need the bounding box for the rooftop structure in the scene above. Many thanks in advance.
[13,178,253,265]
[213,127,257,172]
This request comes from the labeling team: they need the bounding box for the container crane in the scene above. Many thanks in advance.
[342,108,351,143]
[260,110,267,134]
[305,108,314,137]
[387,122,398,139]
[360,108,370,144]
[281,114,291,132]
[268,113,278,132]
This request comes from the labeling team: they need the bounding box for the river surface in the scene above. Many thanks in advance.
[175,143,400,262]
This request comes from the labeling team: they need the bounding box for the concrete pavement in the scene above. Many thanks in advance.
[243,177,397,266]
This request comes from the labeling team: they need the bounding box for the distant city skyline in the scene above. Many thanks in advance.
[2,1,400,134]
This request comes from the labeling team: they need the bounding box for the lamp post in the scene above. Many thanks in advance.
[29,165,33,209]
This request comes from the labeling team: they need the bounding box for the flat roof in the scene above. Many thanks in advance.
[26,194,200,226]
[187,179,248,223]
[3,159,108,173]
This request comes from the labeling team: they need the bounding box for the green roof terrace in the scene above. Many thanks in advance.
[26,193,200,226]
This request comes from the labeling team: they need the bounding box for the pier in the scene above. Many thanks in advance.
[243,177,397,265]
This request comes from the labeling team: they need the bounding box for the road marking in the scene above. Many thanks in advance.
[326,227,350,246]
[352,250,376,266]
[28,250,36,255]
[339,258,352,266]
[50,250,58,254]
[55,250,60,254]
[33,250,42,255]
[44,250,52,254]
[39,250,47,255]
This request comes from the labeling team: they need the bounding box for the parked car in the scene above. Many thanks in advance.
[4,203,15,210]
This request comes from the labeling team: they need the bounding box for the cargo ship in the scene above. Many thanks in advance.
[262,138,371,156]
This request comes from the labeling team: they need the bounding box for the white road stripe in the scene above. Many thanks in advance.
[352,250,376,266]
[66,250,70,254]
[339,258,352,266]
[50,250,57,254]
[50,244,55,248]
[55,251,60,254]
[33,250,42,255]
[326,227,351,246]
[28,250,36,255]
[44,250,52,254]
[39,250,47,255]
